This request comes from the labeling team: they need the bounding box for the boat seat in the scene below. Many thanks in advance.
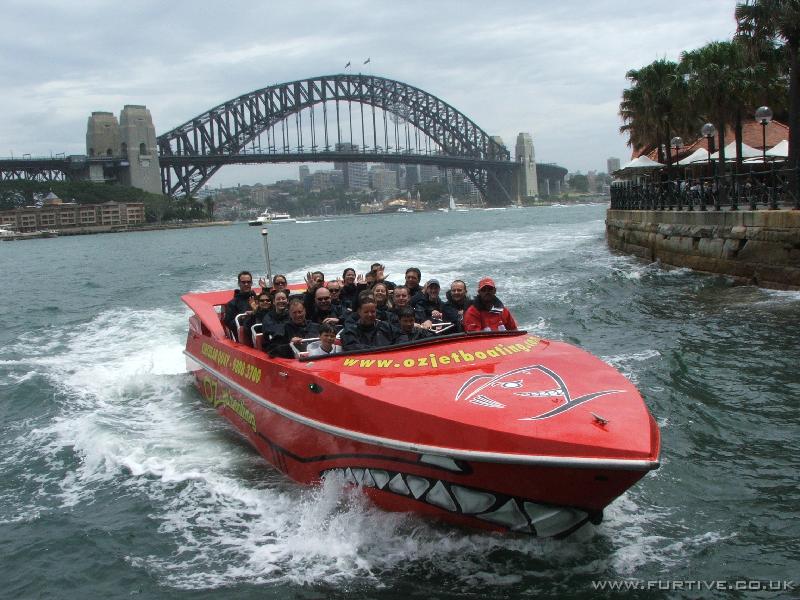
[251,323,263,349]
[234,313,249,344]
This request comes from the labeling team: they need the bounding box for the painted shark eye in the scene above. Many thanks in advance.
[498,380,523,388]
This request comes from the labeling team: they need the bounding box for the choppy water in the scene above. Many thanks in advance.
[1,205,797,599]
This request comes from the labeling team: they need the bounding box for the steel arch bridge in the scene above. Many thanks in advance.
[157,74,517,203]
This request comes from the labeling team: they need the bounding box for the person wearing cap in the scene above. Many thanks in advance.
[414,279,445,326]
[463,277,518,332]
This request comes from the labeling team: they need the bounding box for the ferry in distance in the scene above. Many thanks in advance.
[182,282,661,537]
[249,211,295,226]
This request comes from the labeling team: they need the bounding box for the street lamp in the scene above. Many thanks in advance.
[755,105,773,164]
[701,123,716,173]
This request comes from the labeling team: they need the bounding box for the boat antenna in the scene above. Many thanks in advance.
[261,228,272,286]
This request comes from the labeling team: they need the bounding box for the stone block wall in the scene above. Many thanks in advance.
[606,209,800,290]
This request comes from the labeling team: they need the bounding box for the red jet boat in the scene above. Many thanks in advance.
[183,287,660,537]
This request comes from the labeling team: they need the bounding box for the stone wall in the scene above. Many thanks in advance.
[606,209,800,290]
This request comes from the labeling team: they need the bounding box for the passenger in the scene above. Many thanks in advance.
[394,307,434,344]
[404,267,424,301]
[261,290,290,348]
[306,323,342,357]
[308,286,345,326]
[442,279,469,333]
[267,300,320,358]
[463,277,518,332]
[242,292,272,344]
[390,285,426,323]
[326,280,344,310]
[224,271,256,340]
[259,273,288,294]
[372,282,398,326]
[414,279,444,324]
[344,289,378,325]
[340,298,395,351]
[340,267,359,311]
[271,274,288,294]
[302,271,326,314]
[371,262,396,291]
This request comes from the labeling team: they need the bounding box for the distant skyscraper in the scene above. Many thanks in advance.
[420,164,440,183]
[405,165,420,189]
[334,143,369,190]
[607,157,621,174]
[299,165,310,181]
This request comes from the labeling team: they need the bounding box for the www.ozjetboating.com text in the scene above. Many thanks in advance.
[341,336,541,369]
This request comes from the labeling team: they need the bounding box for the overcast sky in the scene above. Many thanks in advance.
[0,0,741,186]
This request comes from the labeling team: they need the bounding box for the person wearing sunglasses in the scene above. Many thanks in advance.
[241,292,272,345]
[224,271,256,341]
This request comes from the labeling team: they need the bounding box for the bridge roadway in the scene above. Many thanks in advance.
[0,151,515,181]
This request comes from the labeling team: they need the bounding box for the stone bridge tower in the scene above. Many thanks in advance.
[85,105,162,195]
[514,132,539,203]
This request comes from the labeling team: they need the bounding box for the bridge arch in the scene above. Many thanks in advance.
[157,74,513,199]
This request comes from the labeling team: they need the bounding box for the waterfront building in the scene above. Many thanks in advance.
[607,157,621,174]
[0,194,145,233]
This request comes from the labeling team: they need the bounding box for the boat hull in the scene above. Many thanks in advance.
[182,298,660,537]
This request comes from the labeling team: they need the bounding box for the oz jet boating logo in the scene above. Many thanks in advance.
[455,364,623,420]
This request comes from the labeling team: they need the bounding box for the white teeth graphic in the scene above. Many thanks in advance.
[370,469,390,489]
[450,485,496,514]
[388,473,410,495]
[425,481,457,512]
[406,475,430,499]
[477,499,529,531]
[321,468,589,537]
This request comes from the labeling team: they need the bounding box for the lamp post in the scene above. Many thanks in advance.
[669,137,684,210]
[701,123,717,211]
[755,106,772,164]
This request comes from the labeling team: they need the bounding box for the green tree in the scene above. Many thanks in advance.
[681,41,749,171]
[736,0,799,169]
[569,174,589,193]
[620,59,690,166]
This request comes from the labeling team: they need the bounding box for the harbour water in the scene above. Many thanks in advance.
[1,204,797,599]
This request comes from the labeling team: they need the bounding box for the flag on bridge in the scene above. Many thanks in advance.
[363,58,370,65]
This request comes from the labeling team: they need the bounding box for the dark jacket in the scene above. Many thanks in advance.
[414,294,444,322]
[340,282,369,312]
[341,320,395,351]
[394,326,434,345]
[224,289,255,340]
[242,308,269,344]
[389,304,426,323]
[442,291,470,332]
[267,319,320,358]
[308,302,346,325]
[261,310,289,348]
[376,303,399,326]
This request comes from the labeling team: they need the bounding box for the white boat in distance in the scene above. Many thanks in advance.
[249,211,295,226]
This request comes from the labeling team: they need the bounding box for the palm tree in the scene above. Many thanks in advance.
[682,41,748,173]
[619,59,689,167]
[736,0,799,169]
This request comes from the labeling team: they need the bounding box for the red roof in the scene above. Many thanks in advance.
[635,120,789,161]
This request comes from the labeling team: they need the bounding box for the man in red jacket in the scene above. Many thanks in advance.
[463,277,518,332]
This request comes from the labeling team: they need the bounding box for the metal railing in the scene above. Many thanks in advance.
[610,165,800,211]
